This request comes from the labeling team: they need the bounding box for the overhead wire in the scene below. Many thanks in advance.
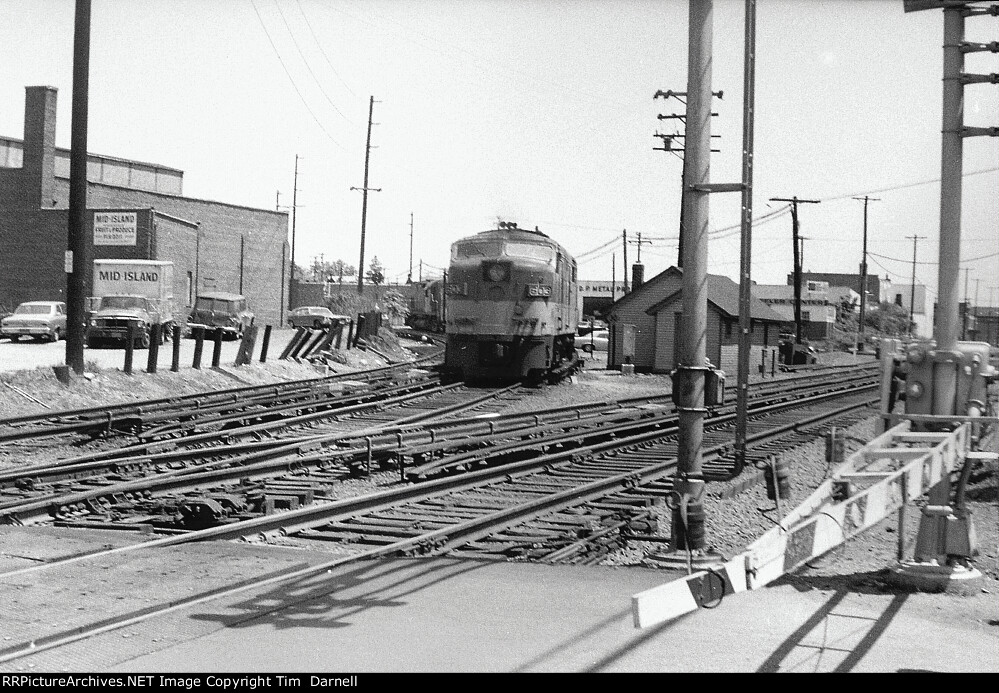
[295,0,358,98]
[249,0,345,150]
[274,0,353,124]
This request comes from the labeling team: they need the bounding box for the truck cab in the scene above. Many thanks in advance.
[87,295,172,349]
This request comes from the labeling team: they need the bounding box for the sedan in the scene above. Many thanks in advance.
[0,301,67,342]
[287,306,343,329]
[579,329,609,353]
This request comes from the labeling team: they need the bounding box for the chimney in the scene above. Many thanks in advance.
[22,86,58,208]
[631,262,645,289]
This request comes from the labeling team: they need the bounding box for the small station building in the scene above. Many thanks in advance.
[604,266,785,374]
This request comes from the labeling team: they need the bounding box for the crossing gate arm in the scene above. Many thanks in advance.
[631,421,970,629]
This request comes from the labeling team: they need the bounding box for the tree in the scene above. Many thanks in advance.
[307,257,355,283]
[365,256,385,287]
[381,289,410,322]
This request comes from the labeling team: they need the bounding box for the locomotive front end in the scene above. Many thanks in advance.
[444,225,576,383]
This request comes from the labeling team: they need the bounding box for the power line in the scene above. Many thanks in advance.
[869,249,999,265]
[820,166,999,203]
[273,0,352,123]
[295,0,358,98]
[250,0,345,149]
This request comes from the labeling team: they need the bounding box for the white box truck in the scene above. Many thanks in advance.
[87,259,175,349]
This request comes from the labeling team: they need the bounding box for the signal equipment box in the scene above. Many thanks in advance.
[903,339,997,423]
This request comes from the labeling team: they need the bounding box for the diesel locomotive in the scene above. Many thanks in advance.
[443,221,581,385]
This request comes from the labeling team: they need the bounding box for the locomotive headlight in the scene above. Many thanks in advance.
[487,264,507,282]
[906,381,924,400]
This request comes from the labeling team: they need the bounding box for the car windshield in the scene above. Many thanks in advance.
[14,304,52,315]
[101,296,148,309]
[195,298,235,312]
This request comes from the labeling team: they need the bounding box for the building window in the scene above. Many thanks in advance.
[186,271,193,306]
[725,321,732,339]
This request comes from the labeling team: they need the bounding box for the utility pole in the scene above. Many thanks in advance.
[407,212,414,284]
[629,231,652,287]
[672,0,713,554]
[973,278,981,337]
[611,252,616,298]
[66,0,91,374]
[962,267,970,339]
[622,229,629,293]
[852,196,880,351]
[288,154,301,310]
[770,196,820,345]
[906,234,926,338]
[735,0,757,474]
[351,95,381,294]
[630,231,653,263]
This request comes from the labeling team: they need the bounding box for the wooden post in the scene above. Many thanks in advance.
[171,324,181,372]
[123,325,135,375]
[259,324,272,363]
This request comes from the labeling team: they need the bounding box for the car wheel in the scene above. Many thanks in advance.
[8,335,18,343]
[137,330,151,350]
[581,343,593,353]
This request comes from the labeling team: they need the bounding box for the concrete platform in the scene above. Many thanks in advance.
[0,527,995,673]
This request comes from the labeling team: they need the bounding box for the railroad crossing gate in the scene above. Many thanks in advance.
[631,420,980,628]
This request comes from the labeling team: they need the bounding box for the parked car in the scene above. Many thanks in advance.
[0,301,67,342]
[287,306,344,329]
[580,329,609,353]
[185,292,254,340]
[577,319,607,336]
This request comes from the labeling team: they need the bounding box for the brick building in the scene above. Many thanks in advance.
[604,266,785,373]
[0,86,289,326]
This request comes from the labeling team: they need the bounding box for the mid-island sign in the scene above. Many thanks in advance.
[93,212,137,246]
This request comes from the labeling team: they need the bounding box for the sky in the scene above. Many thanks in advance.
[1,0,997,306]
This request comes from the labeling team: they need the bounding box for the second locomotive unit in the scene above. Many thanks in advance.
[443,221,580,384]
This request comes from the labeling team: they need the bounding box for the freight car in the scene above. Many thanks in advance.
[443,221,580,385]
[405,278,445,333]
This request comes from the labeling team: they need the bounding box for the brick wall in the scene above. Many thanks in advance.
[75,182,288,327]
[0,207,69,310]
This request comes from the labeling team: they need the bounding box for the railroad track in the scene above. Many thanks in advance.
[0,364,877,529]
[0,370,881,666]
[0,351,443,450]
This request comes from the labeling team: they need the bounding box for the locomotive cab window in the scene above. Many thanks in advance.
[453,241,502,259]
[504,242,555,264]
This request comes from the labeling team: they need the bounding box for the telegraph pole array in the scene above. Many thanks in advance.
[769,196,820,346]
[653,89,722,269]
[852,196,880,351]
[351,95,381,294]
